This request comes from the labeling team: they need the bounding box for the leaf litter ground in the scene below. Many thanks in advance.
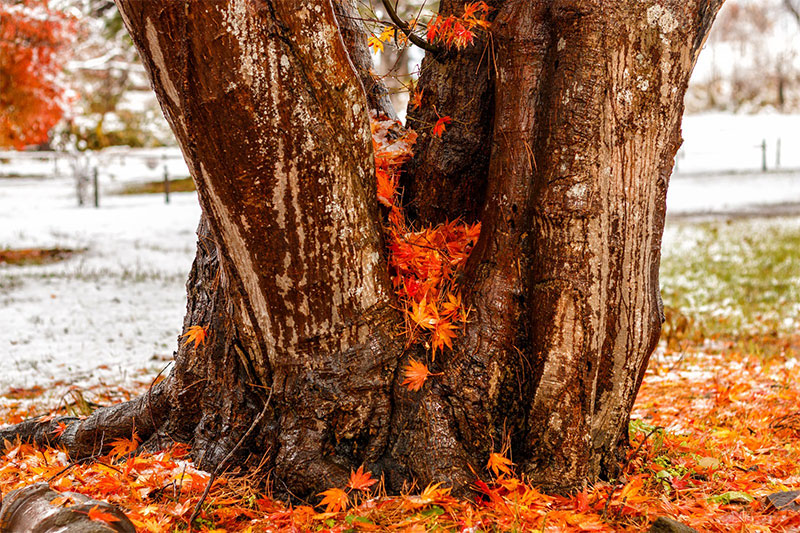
[2,118,800,531]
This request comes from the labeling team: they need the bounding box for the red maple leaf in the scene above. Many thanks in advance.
[318,487,349,513]
[52,421,68,437]
[401,359,437,392]
[411,88,424,110]
[432,115,452,137]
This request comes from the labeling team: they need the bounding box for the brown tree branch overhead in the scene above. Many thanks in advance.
[785,0,800,27]
[2,0,725,506]
[380,0,443,55]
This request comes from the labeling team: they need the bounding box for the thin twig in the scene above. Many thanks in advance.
[188,387,273,529]
[380,0,442,55]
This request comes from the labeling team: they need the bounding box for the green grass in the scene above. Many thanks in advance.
[660,217,800,345]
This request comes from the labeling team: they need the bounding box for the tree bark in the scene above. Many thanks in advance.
[332,0,398,120]
[400,0,505,225]
[112,0,405,496]
[1,0,724,503]
[394,0,724,491]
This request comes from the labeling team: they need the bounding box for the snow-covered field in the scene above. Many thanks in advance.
[1,113,799,401]
[0,177,199,395]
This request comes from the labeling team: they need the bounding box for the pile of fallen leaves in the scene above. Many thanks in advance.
[2,335,800,531]
[0,247,79,266]
[2,117,800,531]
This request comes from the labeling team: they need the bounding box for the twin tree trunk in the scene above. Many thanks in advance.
[2,0,723,498]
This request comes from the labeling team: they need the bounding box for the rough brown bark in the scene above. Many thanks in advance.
[1,0,724,505]
[333,0,398,120]
[113,0,404,496]
[394,0,724,491]
[400,0,505,225]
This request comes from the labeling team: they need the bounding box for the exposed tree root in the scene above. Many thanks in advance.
[0,378,170,461]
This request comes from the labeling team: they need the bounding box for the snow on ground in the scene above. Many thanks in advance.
[0,176,200,396]
[677,113,800,174]
[667,170,800,217]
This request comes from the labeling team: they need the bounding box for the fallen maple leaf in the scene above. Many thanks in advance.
[181,325,208,349]
[87,505,121,523]
[431,319,457,355]
[408,297,437,330]
[405,482,451,508]
[376,169,397,207]
[487,452,514,477]
[319,487,349,513]
[348,465,378,491]
[109,433,140,459]
[401,359,433,392]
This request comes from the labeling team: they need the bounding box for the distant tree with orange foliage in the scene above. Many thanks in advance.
[0,0,74,149]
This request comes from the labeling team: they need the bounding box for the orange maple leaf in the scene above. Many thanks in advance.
[52,421,68,437]
[440,292,462,318]
[181,325,208,349]
[318,487,349,513]
[348,465,378,491]
[86,505,121,523]
[431,319,458,355]
[432,115,452,137]
[487,451,514,477]
[401,359,436,392]
[411,88,424,110]
[405,482,451,508]
[109,433,140,459]
[408,297,437,330]
[376,169,397,207]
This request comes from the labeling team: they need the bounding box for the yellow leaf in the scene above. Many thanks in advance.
[367,35,384,53]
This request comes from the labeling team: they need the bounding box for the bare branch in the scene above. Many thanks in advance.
[380,0,442,55]
[785,0,800,28]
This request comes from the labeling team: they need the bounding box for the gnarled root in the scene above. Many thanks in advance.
[0,378,170,460]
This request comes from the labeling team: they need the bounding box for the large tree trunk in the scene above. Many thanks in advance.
[1,0,724,504]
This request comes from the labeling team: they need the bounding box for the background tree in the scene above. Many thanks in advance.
[685,0,800,113]
[0,0,74,148]
[2,0,724,501]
